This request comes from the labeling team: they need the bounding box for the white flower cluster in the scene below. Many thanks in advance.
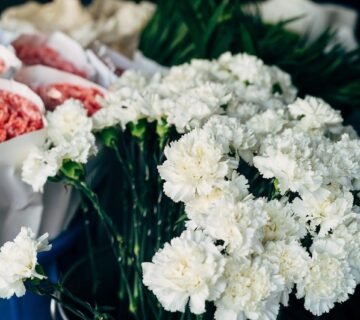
[0,227,51,299]
[140,53,360,318]
[22,99,97,192]
[93,52,297,133]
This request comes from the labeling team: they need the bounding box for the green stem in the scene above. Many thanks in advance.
[49,293,89,319]
[69,179,136,316]
[82,209,99,296]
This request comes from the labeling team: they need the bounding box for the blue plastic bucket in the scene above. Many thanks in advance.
[0,224,82,320]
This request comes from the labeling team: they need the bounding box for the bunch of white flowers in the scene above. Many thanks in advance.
[138,53,360,319]
[92,51,297,133]
[22,99,97,192]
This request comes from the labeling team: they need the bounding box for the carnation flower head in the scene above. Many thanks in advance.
[113,70,150,91]
[215,257,284,320]
[0,228,51,299]
[185,173,250,228]
[226,101,262,122]
[202,197,268,258]
[47,99,92,146]
[262,240,310,305]
[246,109,288,139]
[296,251,356,316]
[262,200,306,242]
[312,217,360,284]
[158,128,234,203]
[94,86,150,130]
[320,134,360,189]
[142,230,226,314]
[217,52,296,106]
[203,115,257,162]
[292,186,355,237]
[166,83,231,133]
[288,96,342,132]
[253,129,323,194]
[22,146,63,193]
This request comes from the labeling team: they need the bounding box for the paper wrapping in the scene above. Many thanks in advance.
[87,43,167,88]
[12,31,95,79]
[0,79,47,244]
[14,65,106,93]
[0,45,21,79]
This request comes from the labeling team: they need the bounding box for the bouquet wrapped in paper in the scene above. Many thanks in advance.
[0,35,106,245]
[15,65,105,115]
[11,32,95,79]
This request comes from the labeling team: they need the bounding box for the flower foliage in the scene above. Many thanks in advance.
[140,0,360,128]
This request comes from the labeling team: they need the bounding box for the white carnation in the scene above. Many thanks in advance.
[22,101,97,192]
[246,109,288,139]
[296,251,356,316]
[262,240,310,305]
[215,257,284,320]
[288,96,342,132]
[166,83,231,133]
[112,70,150,90]
[262,200,306,242]
[0,228,51,299]
[203,115,257,162]
[322,134,360,189]
[253,129,323,194]
[292,187,355,236]
[54,135,97,164]
[142,230,226,314]
[217,52,296,106]
[312,218,360,283]
[158,129,234,203]
[185,173,250,228]
[202,198,268,258]
[269,66,297,104]
[226,101,262,122]
[22,147,63,193]
[47,99,92,146]
[94,87,149,130]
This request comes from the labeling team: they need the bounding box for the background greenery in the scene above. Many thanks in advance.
[139,0,360,131]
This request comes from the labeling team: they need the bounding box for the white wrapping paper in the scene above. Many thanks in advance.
[14,65,106,94]
[11,31,95,79]
[0,79,47,244]
[0,45,21,79]
[87,44,167,88]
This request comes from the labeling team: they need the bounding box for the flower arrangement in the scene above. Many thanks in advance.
[0,50,358,320]
[0,1,360,320]
[118,52,360,319]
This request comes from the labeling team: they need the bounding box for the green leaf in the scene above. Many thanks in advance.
[140,0,360,123]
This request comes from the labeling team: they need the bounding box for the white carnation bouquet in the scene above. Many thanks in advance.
[1,51,360,320]
[133,53,360,319]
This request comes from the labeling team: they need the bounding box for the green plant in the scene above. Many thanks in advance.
[140,0,360,122]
